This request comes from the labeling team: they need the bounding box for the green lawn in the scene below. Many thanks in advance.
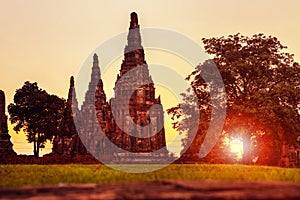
[0,164,299,187]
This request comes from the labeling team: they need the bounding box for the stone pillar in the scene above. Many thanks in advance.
[0,90,16,159]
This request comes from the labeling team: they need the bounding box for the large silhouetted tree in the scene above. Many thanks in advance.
[168,33,300,165]
[8,82,65,157]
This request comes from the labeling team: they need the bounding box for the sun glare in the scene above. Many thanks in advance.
[230,138,243,159]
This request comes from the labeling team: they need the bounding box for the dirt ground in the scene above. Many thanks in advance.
[1,180,300,199]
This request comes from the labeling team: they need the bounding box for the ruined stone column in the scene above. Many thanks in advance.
[0,90,16,158]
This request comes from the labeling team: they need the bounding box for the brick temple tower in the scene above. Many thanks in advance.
[82,12,168,160]
[0,90,16,159]
[98,12,167,153]
[52,77,87,155]
[78,53,106,154]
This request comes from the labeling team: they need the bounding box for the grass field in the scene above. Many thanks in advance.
[0,164,299,187]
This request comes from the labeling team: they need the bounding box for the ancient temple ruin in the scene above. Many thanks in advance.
[77,12,168,162]
[97,12,167,153]
[77,53,104,155]
[52,55,104,156]
[52,77,87,155]
[0,90,16,159]
[52,12,169,162]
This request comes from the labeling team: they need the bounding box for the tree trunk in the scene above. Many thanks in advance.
[36,132,40,158]
[62,136,65,154]
[33,132,39,158]
[242,133,251,164]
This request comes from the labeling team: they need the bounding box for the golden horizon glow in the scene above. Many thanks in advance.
[1,0,300,156]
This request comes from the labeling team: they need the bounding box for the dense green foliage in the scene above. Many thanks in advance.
[8,82,65,157]
[0,164,299,187]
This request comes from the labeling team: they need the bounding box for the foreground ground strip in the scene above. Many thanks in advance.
[1,180,300,199]
[1,164,299,187]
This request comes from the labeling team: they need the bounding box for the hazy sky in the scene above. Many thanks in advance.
[1,0,300,155]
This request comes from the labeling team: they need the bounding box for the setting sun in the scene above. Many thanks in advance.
[230,138,243,159]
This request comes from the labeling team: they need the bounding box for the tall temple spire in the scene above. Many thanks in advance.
[52,76,87,155]
[130,12,139,29]
[107,12,167,154]
[68,76,79,112]
[91,53,101,84]
[70,76,75,88]
[82,53,101,107]
[93,53,99,64]
[0,90,8,135]
[0,90,16,157]
[68,76,75,101]
[78,52,106,154]
[125,12,143,52]
[119,12,145,77]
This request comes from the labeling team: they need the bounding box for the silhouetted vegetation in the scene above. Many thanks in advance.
[168,33,300,165]
[8,82,65,157]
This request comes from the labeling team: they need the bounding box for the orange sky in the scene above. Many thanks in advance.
[1,0,300,155]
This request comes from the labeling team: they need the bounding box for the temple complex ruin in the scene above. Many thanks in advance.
[53,12,169,162]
